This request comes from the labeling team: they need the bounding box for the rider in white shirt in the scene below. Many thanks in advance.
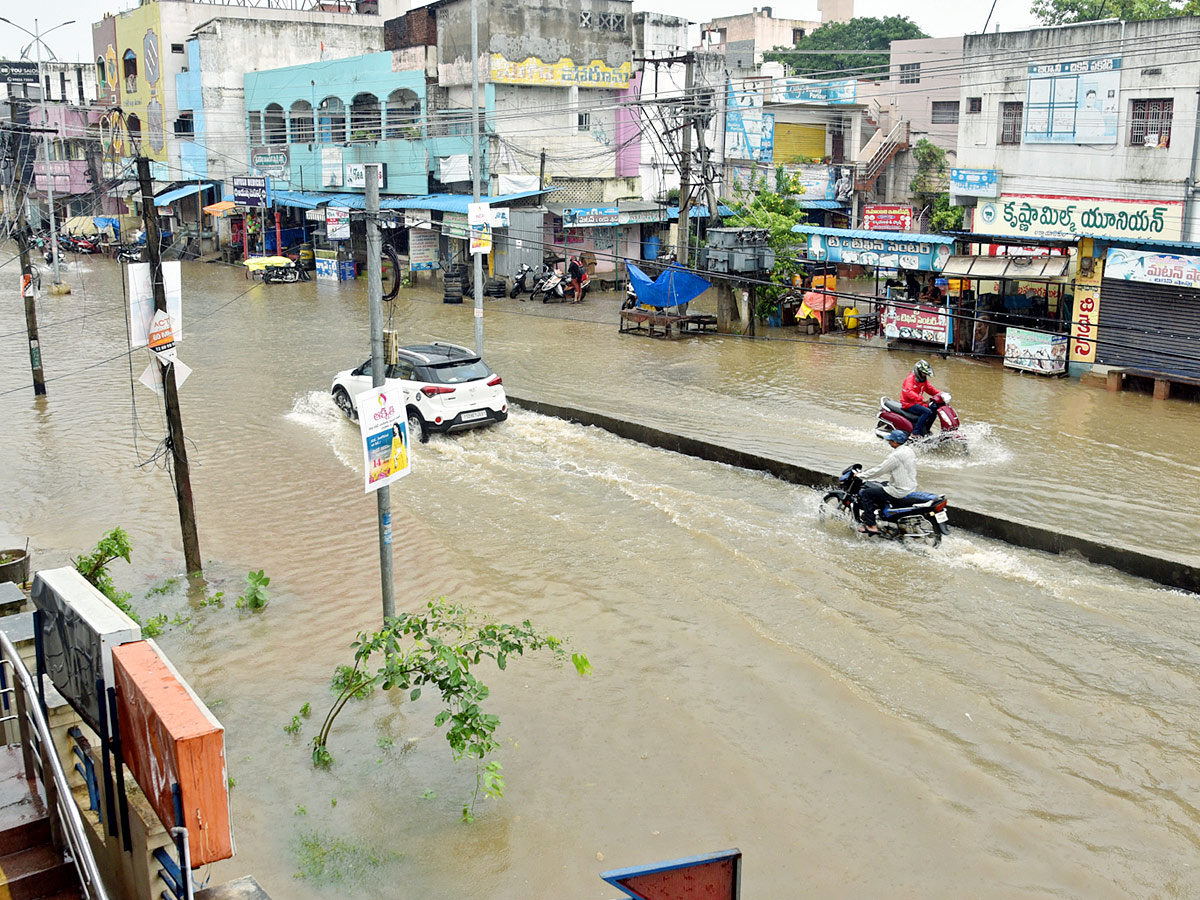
[858,429,918,534]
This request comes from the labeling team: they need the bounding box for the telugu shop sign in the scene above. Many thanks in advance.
[489,54,632,89]
[975,194,1184,241]
[863,205,912,232]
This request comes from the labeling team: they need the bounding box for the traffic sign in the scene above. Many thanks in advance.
[601,850,741,900]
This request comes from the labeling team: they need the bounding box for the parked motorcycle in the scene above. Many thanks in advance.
[874,392,966,451]
[819,464,950,547]
[116,243,144,264]
[262,261,310,284]
[532,264,590,303]
[621,280,639,310]
[509,263,540,299]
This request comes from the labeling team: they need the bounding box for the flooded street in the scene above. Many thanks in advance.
[3,256,1200,898]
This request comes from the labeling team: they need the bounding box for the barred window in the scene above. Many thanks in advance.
[899,63,920,84]
[598,12,625,31]
[1130,98,1172,148]
[931,101,959,124]
[1001,102,1023,145]
[967,97,982,114]
[579,10,592,27]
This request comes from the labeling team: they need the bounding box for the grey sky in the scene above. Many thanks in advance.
[0,0,1039,66]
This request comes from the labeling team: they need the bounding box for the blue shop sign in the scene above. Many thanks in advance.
[806,233,954,272]
[563,206,619,227]
[950,168,999,197]
[777,77,857,105]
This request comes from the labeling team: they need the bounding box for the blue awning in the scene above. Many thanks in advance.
[154,182,216,207]
[790,224,957,245]
[798,200,846,210]
[390,188,559,213]
[272,190,331,210]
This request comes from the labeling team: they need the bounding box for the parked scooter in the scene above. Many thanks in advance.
[530,266,567,303]
[874,392,966,451]
[509,263,541,299]
[819,464,951,547]
[116,243,144,264]
[262,260,310,283]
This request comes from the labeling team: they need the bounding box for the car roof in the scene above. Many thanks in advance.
[397,342,480,365]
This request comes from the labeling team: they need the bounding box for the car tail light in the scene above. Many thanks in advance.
[487,375,502,386]
[421,385,455,397]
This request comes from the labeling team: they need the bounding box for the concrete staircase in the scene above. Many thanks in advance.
[855,121,911,193]
[0,746,81,900]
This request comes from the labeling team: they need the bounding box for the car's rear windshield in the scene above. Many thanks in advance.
[422,360,493,384]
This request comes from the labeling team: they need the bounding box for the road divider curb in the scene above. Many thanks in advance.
[508,394,1200,595]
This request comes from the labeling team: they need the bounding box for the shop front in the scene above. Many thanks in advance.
[546,202,669,284]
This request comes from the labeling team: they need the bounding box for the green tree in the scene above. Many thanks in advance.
[928,194,964,235]
[1031,0,1198,24]
[764,16,929,78]
[727,167,808,319]
[907,140,962,234]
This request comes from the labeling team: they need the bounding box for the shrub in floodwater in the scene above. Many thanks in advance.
[293,831,393,885]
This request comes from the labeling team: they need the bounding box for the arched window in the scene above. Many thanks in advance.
[264,103,287,145]
[317,96,345,143]
[386,89,421,139]
[96,57,105,93]
[122,50,138,93]
[290,100,313,144]
[349,93,381,141]
[126,113,142,150]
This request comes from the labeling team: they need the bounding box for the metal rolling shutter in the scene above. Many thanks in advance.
[1097,278,1200,379]
[773,123,826,163]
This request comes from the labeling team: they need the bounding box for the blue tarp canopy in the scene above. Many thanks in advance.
[271,188,557,212]
[798,200,846,210]
[667,204,735,220]
[790,223,956,245]
[627,262,711,309]
[154,182,215,207]
[93,216,121,238]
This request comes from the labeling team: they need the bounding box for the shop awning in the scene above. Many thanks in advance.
[942,254,1071,280]
[391,188,559,213]
[203,200,237,217]
[154,182,215,207]
[667,204,735,220]
[791,224,957,246]
[798,200,846,210]
[272,190,331,210]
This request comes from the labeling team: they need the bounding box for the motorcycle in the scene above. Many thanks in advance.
[621,280,639,310]
[116,243,144,264]
[262,260,310,283]
[819,464,950,548]
[874,392,966,451]
[533,264,590,304]
[509,263,540,299]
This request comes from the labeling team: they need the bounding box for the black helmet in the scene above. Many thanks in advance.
[914,360,933,382]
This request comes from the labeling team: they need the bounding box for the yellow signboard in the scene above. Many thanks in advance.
[1070,245,1103,364]
[489,54,632,89]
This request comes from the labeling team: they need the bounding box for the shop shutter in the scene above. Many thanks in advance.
[1097,278,1200,379]
[773,123,826,163]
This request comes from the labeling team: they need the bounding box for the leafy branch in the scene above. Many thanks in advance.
[310,598,591,818]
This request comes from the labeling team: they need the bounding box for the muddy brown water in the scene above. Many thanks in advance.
[2,255,1199,898]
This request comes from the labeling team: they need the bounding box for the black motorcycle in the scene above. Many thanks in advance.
[116,244,144,264]
[818,464,950,548]
[509,263,540,299]
[262,263,309,284]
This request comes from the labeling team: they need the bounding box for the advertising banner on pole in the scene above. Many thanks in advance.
[470,225,492,255]
[409,229,439,270]
[232,176,269,208]
[326,207,351,241]
[355,385,411,492]
[128,262,183,348]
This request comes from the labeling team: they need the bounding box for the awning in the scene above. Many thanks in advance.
[798,200,846,210]
[154,182,215,207]
[942,254,1072,280]
[391,188,559,213]
[791,224,957,246]
[272,190,331,210]
[666,204,735,220]
[203,200,237,217]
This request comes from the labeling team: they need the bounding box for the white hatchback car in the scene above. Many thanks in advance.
[331,342,508,442]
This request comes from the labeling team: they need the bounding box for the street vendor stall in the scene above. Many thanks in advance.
[791,224,958,347]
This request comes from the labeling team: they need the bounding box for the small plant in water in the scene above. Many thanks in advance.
[200,590,225,608]
[236,570,270,609]
[145,577,178,597]
[284,715,302,736]
[74,528,140,623]
[309,598,590,818]
[142,613,168,638]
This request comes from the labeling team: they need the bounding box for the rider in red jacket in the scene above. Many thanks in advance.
[901,359,941,436]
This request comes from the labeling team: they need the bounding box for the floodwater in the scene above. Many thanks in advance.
[2,255,1200,899]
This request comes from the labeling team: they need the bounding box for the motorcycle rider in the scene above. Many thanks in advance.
[858,429,918,535]
[901,359,943,437]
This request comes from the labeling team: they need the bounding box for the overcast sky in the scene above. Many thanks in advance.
[0,0,1040,65]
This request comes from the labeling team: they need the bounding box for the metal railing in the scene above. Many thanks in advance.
[856,120,910,191]
[0,631,110,900]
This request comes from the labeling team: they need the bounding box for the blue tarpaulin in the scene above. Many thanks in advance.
[93,217,121,238]
[627,263,711,309]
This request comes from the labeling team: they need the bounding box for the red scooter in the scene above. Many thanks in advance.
[874,392,966,450]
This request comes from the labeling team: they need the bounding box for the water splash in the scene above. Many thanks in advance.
[285,390,360,470]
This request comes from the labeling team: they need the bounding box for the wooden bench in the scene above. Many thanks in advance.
[1106,367,1200,400]
[619,308,691,338]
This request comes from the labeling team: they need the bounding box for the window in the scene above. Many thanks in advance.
[899,63,920,84]
[173,113,194,136]
[385,89,421,139]
[290,100,313,143]
[171,43,185,54]
[1130,98,1172,148]
[792,27,806,43]
[967,97,982,114]
[317,96,346,143]
[122,49,138,93]
[349,92,381,141]
[96,57,105,92]
[931,101,959,124]
[1001,102,1023,144]
[578,111,591,132]
[126,113,142,149]
[247,110,262,145]
[598,11,625,30]
[579,10,592,27]
[264,103,287,144]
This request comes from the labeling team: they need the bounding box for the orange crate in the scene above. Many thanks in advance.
[112,640,234,867]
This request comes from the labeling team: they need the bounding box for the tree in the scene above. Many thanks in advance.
[727,167,808,319]
[764,16,929,78]
[907,140,962,234]
[928,194,964,235]
[1031,0,1198,24]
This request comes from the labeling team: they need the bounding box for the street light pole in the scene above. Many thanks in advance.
[0,16,74,288]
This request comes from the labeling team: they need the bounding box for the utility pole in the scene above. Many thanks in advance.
[470,0,484,356]
[137,157,202,575]
[538,149,546,191]
[365,164,395,622]
[676,53,695,264]
[32,17,72,289]
[7,96,46,395]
